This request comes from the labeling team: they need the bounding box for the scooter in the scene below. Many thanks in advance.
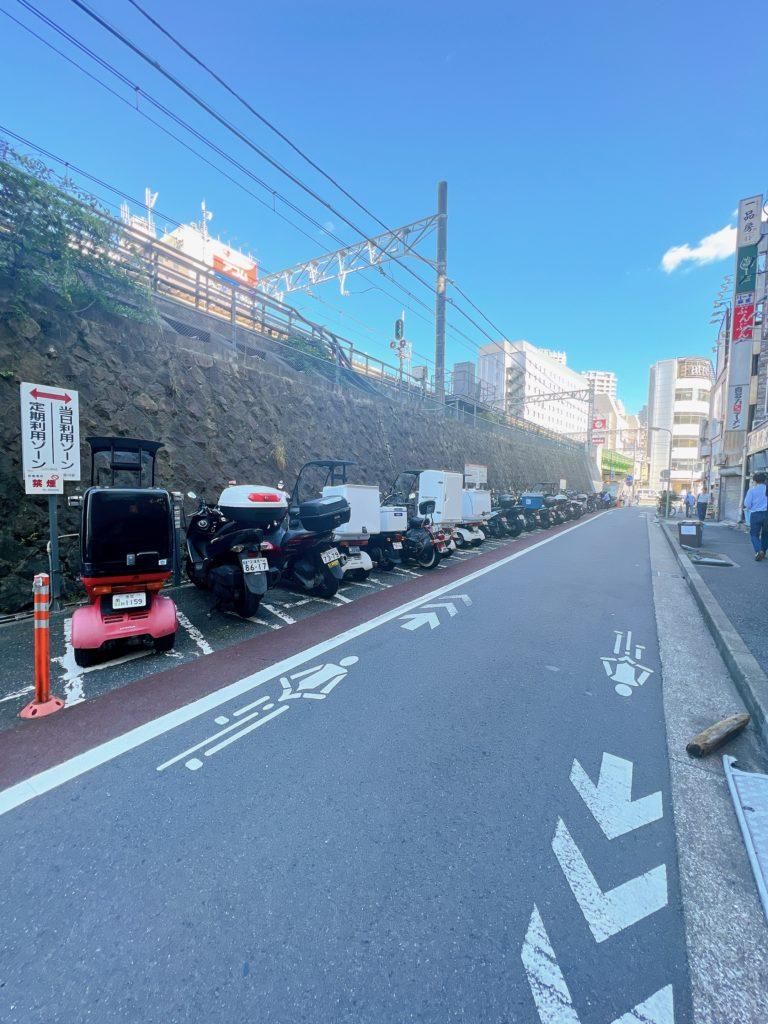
[70,436,178,667]
[497,495,526,537]
[380,470,447,569]
[185,484,281,618]
[318,460,379,582]
[260,461,351,598]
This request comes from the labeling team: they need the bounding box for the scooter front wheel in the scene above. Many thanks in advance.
[74,647,99,668]
[154,633,176,653]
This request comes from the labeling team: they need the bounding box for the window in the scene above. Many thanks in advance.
[672,438,698,448]
[675,389,693,401]
[673,413,704,425]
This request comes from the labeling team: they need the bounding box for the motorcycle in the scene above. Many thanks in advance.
[185,484,281,618]
[496,494,526,537]
[260,461,352,598]
[70,436,178,667]
[379,470,447,570]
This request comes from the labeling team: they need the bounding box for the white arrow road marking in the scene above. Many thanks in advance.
[399,611,440,631]
[552,819,668,942]
[570,754,663,840]
[423,601,457,616]
[521,906,674,1024]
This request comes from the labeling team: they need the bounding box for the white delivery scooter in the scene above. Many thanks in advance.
[321,461,380,581]
[455,487,490,547]
[417,469,464,558]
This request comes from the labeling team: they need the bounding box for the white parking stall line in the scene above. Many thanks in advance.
[248,616,281,631]
[0,685,34,703]
[0,511,608,818]
[334,593,352,604]
[392,566,422,577]
[341,579,377,589]
[175,611,214,656]
[262,603,296,626]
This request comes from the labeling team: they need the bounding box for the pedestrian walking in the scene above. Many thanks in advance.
[696,486,709,522]
[744,472,768,561]
[684,491,695,517]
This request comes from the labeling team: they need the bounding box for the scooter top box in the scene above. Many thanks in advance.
[218,485,288,528]
[82,487,174,577]
[322,483,380,538]
[296,495,350,534]
[462,488,492,521]
[521,491,545,510]
[418,470,463,526]
[379,505,408,532]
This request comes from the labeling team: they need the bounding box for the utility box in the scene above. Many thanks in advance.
[678,520,703,548]
[418,470,463,526]
[323,484,380,538]
[462,488,492,522]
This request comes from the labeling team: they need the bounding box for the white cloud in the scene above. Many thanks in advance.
[661,222,736,273]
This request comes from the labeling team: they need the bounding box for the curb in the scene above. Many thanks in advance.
[660,522,768,746]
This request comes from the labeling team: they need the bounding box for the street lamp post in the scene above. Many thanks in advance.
[650,426,673,517]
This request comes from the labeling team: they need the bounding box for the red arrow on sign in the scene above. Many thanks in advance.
[30,387,72,403]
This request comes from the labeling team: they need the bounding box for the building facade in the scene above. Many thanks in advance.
[646,357,713,493]
[582,370,617,398]
[477,340,588,438]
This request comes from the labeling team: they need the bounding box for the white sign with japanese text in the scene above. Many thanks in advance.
[737,195,763,247]
[20,382,80,495]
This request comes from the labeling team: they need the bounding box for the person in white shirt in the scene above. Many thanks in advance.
[744,472,768,560]
[696,487,710,522]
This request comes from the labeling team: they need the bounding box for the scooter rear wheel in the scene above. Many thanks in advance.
[154,633,176,653]
[234,589,262,619]
[312,576,339,598]
[417,546,440,570]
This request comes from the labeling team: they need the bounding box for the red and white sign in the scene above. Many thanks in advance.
[592,418,607,430]
[20,382,80,495]
[593,436,606,445]
[733,293,756,340]
[212,251,258,287]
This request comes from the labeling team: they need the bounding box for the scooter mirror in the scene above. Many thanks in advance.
[187,491,197,500]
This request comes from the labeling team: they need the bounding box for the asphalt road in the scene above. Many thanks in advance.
[0,510,695,1023]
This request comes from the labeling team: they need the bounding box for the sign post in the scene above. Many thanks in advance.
[20,383,80,606]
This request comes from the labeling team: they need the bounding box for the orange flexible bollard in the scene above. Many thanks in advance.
[19,573,64,719]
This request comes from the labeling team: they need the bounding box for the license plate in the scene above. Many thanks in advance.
[321,547,340,564]
[347,546,360,555]
[112,592,146,610]
[392,541,403,550]
[242,557,269,573]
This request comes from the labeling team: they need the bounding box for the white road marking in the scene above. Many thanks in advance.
[175,611,213,656]
[262,603,296,625]
[0,685,34,703]
[399,611,440,631]
[0,511,608,817]
[157,703,271,772]
[203,705,289,757]
[521,905,674,1024]
[248,616,281,631]
[342,579,377,589]
[424,601,457,617]
[53,617,85,707]
[214,716,229,725]
[233,695,270,718]
[392,566,421,577]
[551,818,668,942]
[334,593,352,604]
[570,754,663,840]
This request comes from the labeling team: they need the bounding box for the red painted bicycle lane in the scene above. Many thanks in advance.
[0,517,601,791]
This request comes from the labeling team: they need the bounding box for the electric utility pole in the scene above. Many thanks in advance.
[434,180,448,402]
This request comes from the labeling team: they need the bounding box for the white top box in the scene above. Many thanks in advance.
[380,505,408,532]
[323,484,381,538]
[418,470,463,526]
[462,488,492,521]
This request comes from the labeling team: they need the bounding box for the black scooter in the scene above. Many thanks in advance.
[185,488,277,618]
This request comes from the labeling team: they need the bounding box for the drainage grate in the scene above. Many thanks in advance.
[724,755,768,921]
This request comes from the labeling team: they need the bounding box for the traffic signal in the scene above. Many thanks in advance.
[395,318,404,340]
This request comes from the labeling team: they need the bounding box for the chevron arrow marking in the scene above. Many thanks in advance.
[570,754,663,840]
[423,601,457,616]
[552,819,668,943]
[399,611,440,631]
[521,905,674,1024]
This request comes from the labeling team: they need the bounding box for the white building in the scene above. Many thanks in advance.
[582,370,617,398]
[646,357,713,493]
[477,340,588,438]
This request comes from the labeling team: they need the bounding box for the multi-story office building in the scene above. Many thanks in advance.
[581,370,617,398]
[646,357,713,493]
[477,340,588,437]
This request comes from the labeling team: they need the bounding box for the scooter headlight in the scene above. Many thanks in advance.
[231,544,245,553]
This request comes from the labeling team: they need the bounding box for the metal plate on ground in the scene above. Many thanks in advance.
[724,755,768,920]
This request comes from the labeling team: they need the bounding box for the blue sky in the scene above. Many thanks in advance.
[2,0,764,412]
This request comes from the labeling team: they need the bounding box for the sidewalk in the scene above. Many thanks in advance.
[688,521,768,677]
